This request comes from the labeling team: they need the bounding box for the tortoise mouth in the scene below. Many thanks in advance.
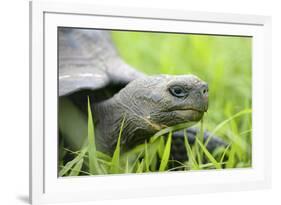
[171,107,205,113]
[172,109,205,122]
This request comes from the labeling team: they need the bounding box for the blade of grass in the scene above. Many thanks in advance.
[199,162,227,169]
[144,141,150,172]
[129,151,144,173]
[199,118,204,143]
[167,165,189,171]
[121,135,160,163]
[198,119,204,161]
[151,121,196,142]
[69,158,84,176]
[196,138,221,169]
[96,151,112,162]
[59,146,87,177]
[87,97,102,175]
[183,130,199,169]
[145,139,160,170]
[194,142,202,165]
[60,166,91,176]
[99,164,109,174]
[136,159,144,173]
[157,136,165,158]
[150,154,157,172]
[220,143,232,164]
[125,157,130,173]
[226,147,236,168]
[110,115,126,174]
[159,131,172,171]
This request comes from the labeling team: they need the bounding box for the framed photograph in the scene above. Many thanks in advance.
[30,1,271,204]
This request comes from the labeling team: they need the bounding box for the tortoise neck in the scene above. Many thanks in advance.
[92,94,157,155]
[92,96,120,154]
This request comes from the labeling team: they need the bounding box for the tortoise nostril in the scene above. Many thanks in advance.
[200,84,208,95]
[203,88,208,94]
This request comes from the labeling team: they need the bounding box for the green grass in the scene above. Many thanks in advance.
[59,31,252,176]
[59,99,251,176]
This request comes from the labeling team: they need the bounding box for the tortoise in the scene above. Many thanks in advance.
[58,27,226,163]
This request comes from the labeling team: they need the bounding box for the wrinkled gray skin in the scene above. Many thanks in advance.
[59,27,226,159]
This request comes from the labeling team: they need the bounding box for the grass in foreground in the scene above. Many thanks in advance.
[59,99,252,177]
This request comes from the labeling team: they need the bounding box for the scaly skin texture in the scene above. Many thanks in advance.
[93,74,208,155]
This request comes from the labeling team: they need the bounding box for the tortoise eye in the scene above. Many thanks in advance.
[169,86,187,98]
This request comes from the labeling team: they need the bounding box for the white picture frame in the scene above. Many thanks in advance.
[29,1,272,204]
